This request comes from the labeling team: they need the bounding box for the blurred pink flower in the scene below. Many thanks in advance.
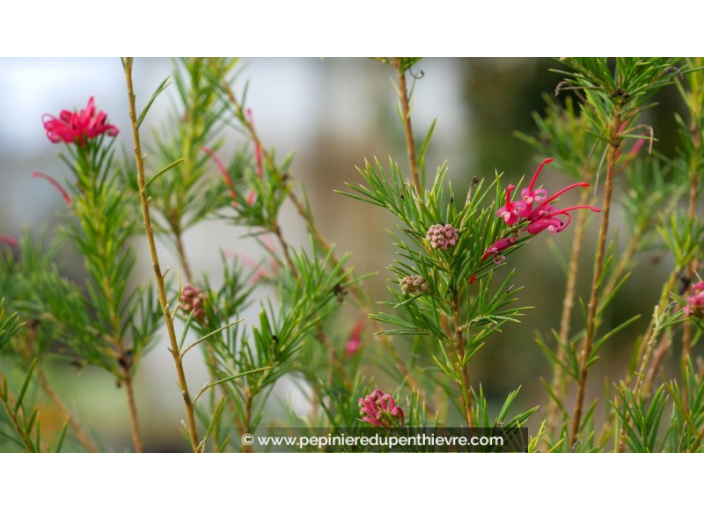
[684,282,704,317]
[359,390,404,428]
[180,284,208,322]
[0,234,17,247]
[42,97,118,146]
[345,318,365,357]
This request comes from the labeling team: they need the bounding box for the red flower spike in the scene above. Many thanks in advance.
[345,318,365,357]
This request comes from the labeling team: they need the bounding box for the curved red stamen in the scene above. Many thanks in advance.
[545,204,601,217]
[505,184,515,209]
[31,172,71,205]
[203,147,236,199]
[541,182,589,205]
[528,158,553,191]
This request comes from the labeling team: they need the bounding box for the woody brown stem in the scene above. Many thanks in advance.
[272,223,297,279]
[546,186,590,437]
[124,57,200,453]
[120,363,143,453]
[174,229,194,283]
[571,111,621,448]
[394,57,421,194]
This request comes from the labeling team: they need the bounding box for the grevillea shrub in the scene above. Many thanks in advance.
[1,57,704,453]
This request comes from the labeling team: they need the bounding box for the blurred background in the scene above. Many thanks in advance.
[0,58,686,451]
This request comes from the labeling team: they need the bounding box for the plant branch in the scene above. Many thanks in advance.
[119,362,143,453]
[452,291,474,428]
[546,185,590,437]
[174,228,194,283]
[571,110,621,448]
[124,57,200,453]
[394,57,421,194]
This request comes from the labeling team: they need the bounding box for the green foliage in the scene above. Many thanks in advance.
[0,300,22,354]
[555,58,682,137]
[5,57,704,453]
[657,212,704,270]
[614,383,668,453]
[516,94,600,179]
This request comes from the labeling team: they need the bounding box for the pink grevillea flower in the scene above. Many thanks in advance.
[496,185,528,226]
[0,235,17,248]
[359,390,405,428]
[525,182,591,222]
[526,205,601,235]
[225,251,272,284]
[684,282,704,317]
[31,172,71,206]
[42,97,118,146]
[488,157,600,266]
[180,284,208,322]
[426,224,459,250]
[345,318,365,357]
[518,158,552,214]
[203,147,236,200]
[482,236,518,264]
